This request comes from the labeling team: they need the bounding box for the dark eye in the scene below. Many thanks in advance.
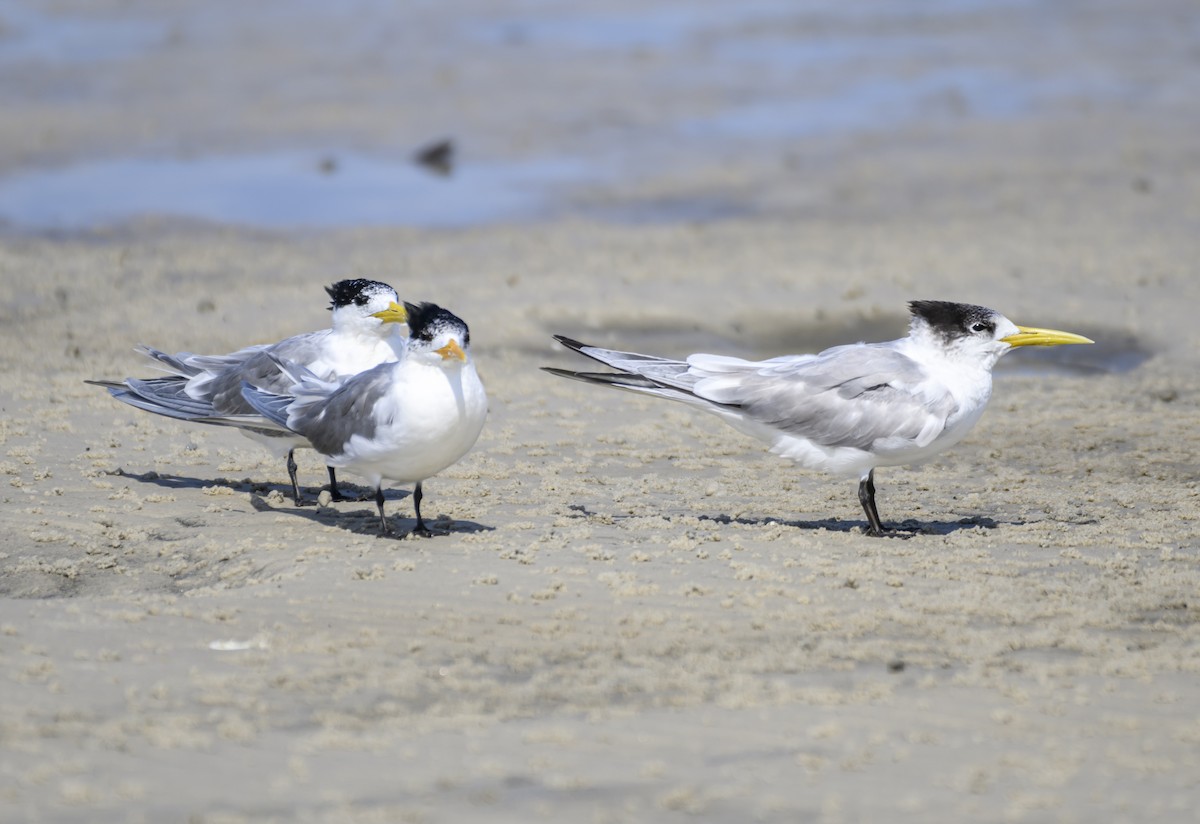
[970,322,991,333]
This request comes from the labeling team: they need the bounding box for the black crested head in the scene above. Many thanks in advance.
[325,279,395,310]
[405,301,470,345]
[908,300,999,342]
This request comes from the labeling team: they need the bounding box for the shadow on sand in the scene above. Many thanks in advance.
[566,503,1014,538]
[107,467,493,540]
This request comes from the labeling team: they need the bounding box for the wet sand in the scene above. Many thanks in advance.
[2,0,1200,821]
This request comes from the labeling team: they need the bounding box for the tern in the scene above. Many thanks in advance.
[545,300,1092,536]
[234,301,488,537]
[89,279,410,505]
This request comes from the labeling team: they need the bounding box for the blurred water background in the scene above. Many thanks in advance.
[0,0,1195,230]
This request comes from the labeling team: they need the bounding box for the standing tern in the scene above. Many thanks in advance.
[89,279,410,505]
[233,301,488,537]
[544,300,1092,536]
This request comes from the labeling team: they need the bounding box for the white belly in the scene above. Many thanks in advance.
[332,365,488,487]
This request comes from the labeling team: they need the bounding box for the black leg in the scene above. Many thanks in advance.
[374,486,391,535]
[858,469,886,537]
[411,481,435,538]
[327,466,348,502]
[856,470,911,537]
[286,449,306,506]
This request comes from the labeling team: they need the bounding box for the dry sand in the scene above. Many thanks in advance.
[2,1,1200,822]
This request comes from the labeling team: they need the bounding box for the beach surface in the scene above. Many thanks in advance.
[1,0,1199,821]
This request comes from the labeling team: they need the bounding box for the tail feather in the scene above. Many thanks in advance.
[123,377,213,417]
[546,333,748,411]
[97,385,207,422]
[550,335,698,392]
[553,335,683,369]
[90,375,214,419]
[541,367,660,390]
[88,372,212,420]
[259,353,342,419]
[89,377,290,436]
[98,384,286,436]
[541,367,700,404]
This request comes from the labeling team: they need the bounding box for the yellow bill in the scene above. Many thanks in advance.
[1001,325,1094,348]
[371,301,408,325]
[435,339,466,361]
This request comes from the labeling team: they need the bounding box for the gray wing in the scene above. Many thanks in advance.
[198,351,295,414]
[197,332,331,412]
[136,331,329,414]
[260,331,330,369]
[692,346,957,450]
[548,336,957,451]
[227,352,327,432]
[90,334,333,436]
[240,362,394,457]
[239,383,295,431]
[285,367,393,458]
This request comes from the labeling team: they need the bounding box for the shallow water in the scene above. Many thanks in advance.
[0,0,1184,231]
[0,151,593,231]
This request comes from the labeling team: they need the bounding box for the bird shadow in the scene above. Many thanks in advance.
[566,504,1014,538]
[247,493,494,540]
[698,512,1012,538]
[105,467,322,501]
[105,468,493,540]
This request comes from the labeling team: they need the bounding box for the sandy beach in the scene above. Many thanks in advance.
[2,0,1199,821]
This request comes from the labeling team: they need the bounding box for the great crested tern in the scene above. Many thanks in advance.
[545,300,1092,536]
[89,279,410,504]
[234,301,488,537]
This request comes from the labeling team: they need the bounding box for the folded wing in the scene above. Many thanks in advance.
[549,338,958,452]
